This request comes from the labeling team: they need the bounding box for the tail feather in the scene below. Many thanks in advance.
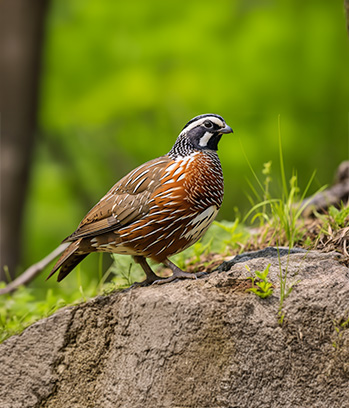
[47,239,88,282]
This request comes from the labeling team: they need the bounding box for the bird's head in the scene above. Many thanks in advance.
[170,114,233,158]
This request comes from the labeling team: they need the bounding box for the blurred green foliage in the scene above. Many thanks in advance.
[20,0,348,285]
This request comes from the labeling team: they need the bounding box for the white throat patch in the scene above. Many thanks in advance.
[199,131,214,147]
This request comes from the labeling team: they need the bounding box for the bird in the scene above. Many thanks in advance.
[47,114,233,285]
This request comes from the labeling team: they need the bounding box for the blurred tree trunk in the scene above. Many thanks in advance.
[345,0,349,36]
[0,0,48,281]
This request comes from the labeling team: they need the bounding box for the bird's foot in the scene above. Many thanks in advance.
[131,255,164,287]
[131,256,208,286]
[152,270,197,285]
[152,258,208,285]
[130,275,166,288]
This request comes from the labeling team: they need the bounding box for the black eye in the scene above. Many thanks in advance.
[204,120,213,129]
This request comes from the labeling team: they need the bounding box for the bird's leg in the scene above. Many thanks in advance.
[132,256,163,286]
[153,258,199,284]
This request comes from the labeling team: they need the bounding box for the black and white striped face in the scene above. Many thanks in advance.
[181,114,233,151]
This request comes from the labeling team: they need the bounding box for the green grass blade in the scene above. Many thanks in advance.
[240,139,265,194]
[278,115,289,201]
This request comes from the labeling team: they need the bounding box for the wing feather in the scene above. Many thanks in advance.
[64,156,171,242]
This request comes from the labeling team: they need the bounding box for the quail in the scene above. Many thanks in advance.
[47,114,233,284]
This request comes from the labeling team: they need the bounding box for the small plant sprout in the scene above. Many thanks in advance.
[246,263,274,299]
[332,316,349,349]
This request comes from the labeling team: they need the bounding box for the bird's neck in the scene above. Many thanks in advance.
[168,134,196,160]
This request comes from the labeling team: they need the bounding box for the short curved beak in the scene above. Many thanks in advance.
[219,125,233,134]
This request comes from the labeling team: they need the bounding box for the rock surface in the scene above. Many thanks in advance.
[0,248,348,408]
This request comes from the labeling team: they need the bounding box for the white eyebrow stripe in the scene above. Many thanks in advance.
[208,116,225,126]
[181,116,225,134]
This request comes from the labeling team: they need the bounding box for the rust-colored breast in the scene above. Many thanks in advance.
[118,151,224,262]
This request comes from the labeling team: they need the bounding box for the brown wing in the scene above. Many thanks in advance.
[63,156,172,242]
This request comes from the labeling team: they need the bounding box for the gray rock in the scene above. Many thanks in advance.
[0,249,348,408]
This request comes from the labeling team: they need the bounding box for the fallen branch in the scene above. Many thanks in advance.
[301,161,349,216]
[0,243,69,295]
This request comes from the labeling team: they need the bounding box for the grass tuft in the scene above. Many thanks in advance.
[243,117,326,249]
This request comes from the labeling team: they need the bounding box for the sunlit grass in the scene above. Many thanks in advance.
[242,116,326,249]
[0,285,66,343]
